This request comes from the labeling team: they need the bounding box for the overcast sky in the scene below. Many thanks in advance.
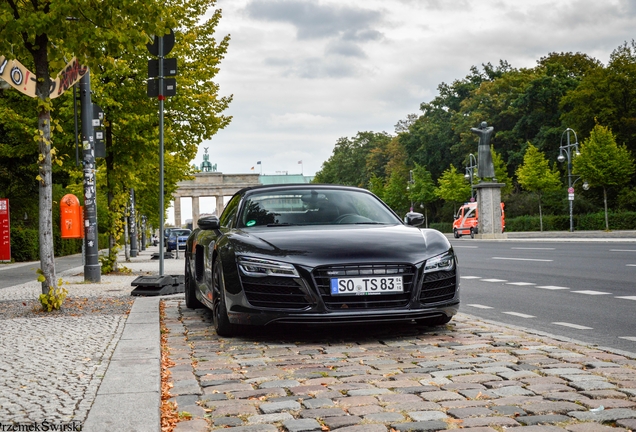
[169,0,636,224]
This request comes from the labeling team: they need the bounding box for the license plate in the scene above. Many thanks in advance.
[330,276,403,295]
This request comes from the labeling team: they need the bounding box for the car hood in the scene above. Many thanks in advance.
[227,225,451,268]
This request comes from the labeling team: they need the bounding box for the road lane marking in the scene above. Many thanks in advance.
[616,296,636,301]
[628,264,636,267]
[536,285,570,290]
[466,304,493,309]
[454,245,478,248]
[610,249,636,252]
[503,312,535,318]
[506,282,536,286]
[480,279,508,283]
[553,322,593,330]
[461,276,482,279]
[571,290,611,295]
[619,337,636,341]
[511,247,555,250]
[492,257,553,262]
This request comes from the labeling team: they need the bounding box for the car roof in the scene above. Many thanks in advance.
[239,183,371,196]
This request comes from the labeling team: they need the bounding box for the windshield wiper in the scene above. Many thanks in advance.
[266,222,297,227]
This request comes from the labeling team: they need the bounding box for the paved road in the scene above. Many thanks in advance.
[0,254,84,289]
[450,238,636,354]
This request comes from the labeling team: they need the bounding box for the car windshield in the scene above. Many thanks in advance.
[237,188,401,228]
[169,229,191,239]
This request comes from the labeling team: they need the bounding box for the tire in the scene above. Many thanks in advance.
[470,228,475,239]
[212,259,239,337]
[416,315,452,326]
[184,256,203,309]
[453,229,460,239]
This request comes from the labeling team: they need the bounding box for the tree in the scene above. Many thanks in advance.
[573,124,635,230]
[382,170,410,216]
[0,0,168,292]
[492,146,513,197]
[408,164,436,227]
[314,132,392,187]
[435,165,471,214]
[516,143,562,231]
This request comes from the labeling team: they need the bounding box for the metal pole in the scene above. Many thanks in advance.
[159,36,165,276]
[567,131,573,233]
[80,70,101,282]
[129,188,138,257]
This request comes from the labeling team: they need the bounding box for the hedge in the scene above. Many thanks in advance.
[430,211,636,234]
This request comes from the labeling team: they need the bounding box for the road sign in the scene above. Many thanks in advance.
[147,29,175,57]
[147,78,176,98]
[568,193,575,201]
[568,187,574,193]
[148,58,177,77]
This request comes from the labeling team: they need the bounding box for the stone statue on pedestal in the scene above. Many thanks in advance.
[470,121,496,180]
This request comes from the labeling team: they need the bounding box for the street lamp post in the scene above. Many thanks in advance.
[558,128,584,233]
[464,153,477,201]
[407,169,414,212]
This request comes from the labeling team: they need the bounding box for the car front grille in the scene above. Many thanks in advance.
[419,268,457,304]
[313,264,416,310]
[240,275,312,309]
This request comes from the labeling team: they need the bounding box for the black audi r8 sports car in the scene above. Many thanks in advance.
[184,184,459,336]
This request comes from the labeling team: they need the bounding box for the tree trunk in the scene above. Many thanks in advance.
[105,124,118,272]
[603,187,609,231]
[32,35,56,294]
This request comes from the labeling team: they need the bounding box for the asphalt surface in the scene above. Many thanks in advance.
[0,233,635,431]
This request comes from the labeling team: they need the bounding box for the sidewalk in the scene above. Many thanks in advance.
[1,238,635,431]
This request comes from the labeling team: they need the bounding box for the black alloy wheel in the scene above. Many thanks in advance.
[184,256,203,309]
[470,228,475,239]
[453,229,460,238]
[212,259,239,337]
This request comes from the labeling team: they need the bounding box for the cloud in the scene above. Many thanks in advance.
[244,0,383,40]
[269,112,335,128]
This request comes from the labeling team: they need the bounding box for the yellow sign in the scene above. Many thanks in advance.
[0,56,87,99]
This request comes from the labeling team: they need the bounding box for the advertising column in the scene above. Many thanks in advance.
[0,199,10,262]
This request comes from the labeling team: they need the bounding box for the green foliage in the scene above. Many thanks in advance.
[491,146,513,196]
[573,124,635,189]
[574,123,635,230]
[9,228,39,262]
[38,279,68,312]
[314,132,392,187]
[505,211,636,232]
[382,171,410,216]
[516,143,561,230]
[435,165,471,212]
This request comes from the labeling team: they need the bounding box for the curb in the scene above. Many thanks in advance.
[84,297,161,432]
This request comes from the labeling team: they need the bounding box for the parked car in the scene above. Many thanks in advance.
[184,184,459,336]
[166,229,191,251]
[453,201,505,238]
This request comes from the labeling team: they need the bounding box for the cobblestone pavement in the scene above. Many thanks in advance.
[0,315,126,423]
[0,247,181,427]
[164,298,636,432]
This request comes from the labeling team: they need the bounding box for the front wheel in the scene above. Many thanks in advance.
[212,259,239,337]
[453,229,460,239]
[184,256,203,309]
[470,228,475,239]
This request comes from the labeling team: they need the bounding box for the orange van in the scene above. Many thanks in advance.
[453,201,505,238]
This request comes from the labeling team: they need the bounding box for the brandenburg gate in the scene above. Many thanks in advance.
[173,172,260,228]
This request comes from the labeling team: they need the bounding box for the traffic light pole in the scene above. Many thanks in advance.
[80,70,101,282]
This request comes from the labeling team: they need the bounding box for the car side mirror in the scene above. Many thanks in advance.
[198,215,220,230]
[404,211,424,227]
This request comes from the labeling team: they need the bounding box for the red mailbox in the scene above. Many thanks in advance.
[0,198,9,262]
[60,194,84,239]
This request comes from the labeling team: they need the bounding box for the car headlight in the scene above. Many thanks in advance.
[424,251,455,273]
[238,256,300,278]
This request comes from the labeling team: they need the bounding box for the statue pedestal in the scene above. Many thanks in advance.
[474,182,507,239]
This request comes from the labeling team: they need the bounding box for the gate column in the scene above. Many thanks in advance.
[174,196,181,228]
[192,196,200,226]
[216,195,224,217]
